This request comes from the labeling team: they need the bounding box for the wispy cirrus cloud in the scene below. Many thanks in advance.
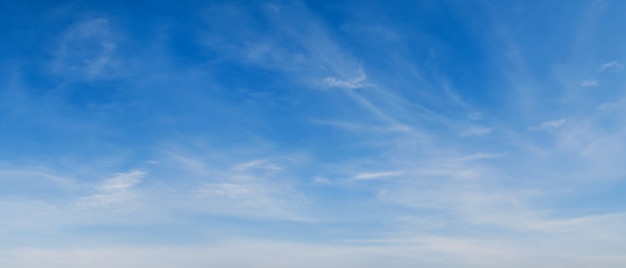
[460,125,493,136]
[155,148,311,221]
[76,170,144,209]
[531,119,568,130]
[598,61,624,72]
[451,153,505,162]
[580,79,598,87]
[353,171,402,181]
[597,102,617,110]
[323,67,370,89]
[50,18,123,80]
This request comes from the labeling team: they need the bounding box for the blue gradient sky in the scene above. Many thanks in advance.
[2,0,626,267]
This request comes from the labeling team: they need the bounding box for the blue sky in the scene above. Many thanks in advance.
[2,0,626,267]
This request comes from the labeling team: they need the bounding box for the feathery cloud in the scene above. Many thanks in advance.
[580,80,598,87]
[598,61,624,72]
[531,119,568,130]
[354,171,402,180]
[460,126,493,136]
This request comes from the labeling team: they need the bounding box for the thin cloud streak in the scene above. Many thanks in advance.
[598,61,624,72]
[354,171,402,180]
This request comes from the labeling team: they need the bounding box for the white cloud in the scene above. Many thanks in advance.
[168,152,211,176]
[580,80,598,87]
[202,2,367,92]
[354,171,402,180]
[532,119,567,130]
[323,71,367,89]
[313,176,331,184]
[50,18,122,80]
[232,159,281,172]
[0,169,75,188]
[76,170,144,208]
[443,84,482,117]
[190,180,308,220]
[598,61,624,72]
[460,126,493,136]
[99,170,143,191]
[451,153,505,162]
[154,152,312,221]
[468,112,483,120]
[597,102,616,110]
